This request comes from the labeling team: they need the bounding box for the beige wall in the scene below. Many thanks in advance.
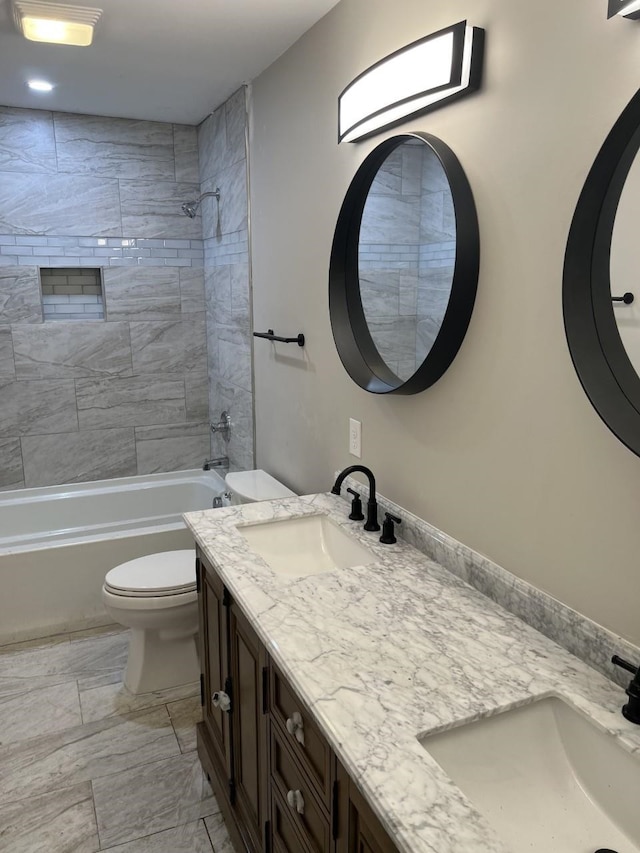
[249,0,640,643]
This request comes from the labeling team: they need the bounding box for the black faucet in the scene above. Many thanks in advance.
[612,655,640,724]
[331,466,380,531]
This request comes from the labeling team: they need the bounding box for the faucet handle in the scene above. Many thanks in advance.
[346,488,364,521]
[612,655,640,725]
[380,512,401,545]
[612,655,638,677]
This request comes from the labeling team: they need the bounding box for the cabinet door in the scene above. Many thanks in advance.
[229,600,269,853]
[336,763,399,853]
[198,555,232,785]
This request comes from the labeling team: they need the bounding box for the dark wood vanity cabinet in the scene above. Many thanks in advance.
[195,547,399,853]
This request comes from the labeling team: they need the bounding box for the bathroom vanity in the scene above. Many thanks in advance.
[184,493,640,853]
[195,544,398,853]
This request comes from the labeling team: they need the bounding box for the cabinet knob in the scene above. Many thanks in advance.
[211,690,231,712]
[285,711,305,746]
[286,788,305,815]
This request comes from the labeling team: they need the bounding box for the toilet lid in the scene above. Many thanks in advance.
[225,469,296,502]
[104,550,196,598]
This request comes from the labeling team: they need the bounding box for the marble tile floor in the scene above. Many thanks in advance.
[0,625,233,852]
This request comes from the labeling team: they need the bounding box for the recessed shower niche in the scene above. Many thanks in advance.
[40,267,105,321]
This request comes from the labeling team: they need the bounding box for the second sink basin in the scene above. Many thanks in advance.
[238,514,376,577]
[420,697,640,853]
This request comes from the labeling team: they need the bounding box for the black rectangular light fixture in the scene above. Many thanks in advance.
[608,0,640,18]
[338,21,484,144]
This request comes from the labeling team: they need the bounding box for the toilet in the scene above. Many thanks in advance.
[102,470,295,695]
[225,468,296,504]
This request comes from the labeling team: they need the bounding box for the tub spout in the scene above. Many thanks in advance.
[203,456,229,471]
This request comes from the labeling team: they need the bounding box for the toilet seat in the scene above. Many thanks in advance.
[104,549,196,598]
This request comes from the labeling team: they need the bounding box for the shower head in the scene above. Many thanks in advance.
[181,200,199,218]
[180,188,221,218]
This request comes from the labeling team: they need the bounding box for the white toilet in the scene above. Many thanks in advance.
[102,470,295,695]
[225,468,296,504]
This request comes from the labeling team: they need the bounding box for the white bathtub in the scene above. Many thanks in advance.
[0,469,225,645]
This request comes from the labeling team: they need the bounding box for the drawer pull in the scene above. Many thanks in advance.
[285,711,305,746]
[286,788,305,815]
[211,690,231,712]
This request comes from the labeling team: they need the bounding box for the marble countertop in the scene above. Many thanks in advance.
[183,493,640,853]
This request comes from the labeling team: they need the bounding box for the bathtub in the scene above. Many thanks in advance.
[0,469,225,645]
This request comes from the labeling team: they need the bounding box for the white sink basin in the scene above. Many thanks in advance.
[420,697,640,853]
[238,514,376,578]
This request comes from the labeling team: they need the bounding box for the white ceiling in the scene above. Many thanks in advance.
[0,0,341,125]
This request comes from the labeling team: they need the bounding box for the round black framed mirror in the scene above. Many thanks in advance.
[329,132,480,395]
[563,88,640,457]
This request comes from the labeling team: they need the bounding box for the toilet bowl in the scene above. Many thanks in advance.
[102,471,295,695]
[101,549,199,694]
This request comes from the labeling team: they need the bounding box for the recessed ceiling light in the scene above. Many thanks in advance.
[27,79,54,92]
[13,1,102,46]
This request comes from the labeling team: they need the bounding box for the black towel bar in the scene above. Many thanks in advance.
[253,329,305,347]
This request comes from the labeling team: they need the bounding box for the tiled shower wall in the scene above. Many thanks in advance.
[0,106,210,490]
[198,88,255,472]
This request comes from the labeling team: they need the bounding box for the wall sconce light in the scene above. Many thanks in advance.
[608,0,640,18]
[338,21,484,143]
[13,1,102,46]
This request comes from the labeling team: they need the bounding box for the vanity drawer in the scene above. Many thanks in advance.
[270,723,332,853]
[270,664,333,809]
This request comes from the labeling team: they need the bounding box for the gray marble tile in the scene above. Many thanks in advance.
[0,265,43,323]
[93,752,219,848]
[422,147,451,193]
[0,107,57,174]
[204,813,235,853]
[103,267,181,321]
[224,88,247,165]
[80,679,198,725]
[0,435,24,490]
[119,180,202,240]
[167,695,201,753]
[0,173,122,236]
[185,368,210,421]
[174,125,200,183]
[12,321,133,379]
[101,820,213,853]
[361,193,420,244]
[217,327,252,393]
[134,422,210,475]
[0,631,127,698]
[76,377,186,429]
[198,108,226,185]
[180,267,205,313]
[401,143,424,196]
[0,705,180,801]
[420,189,456,242]
[54,113,175,180]
[129,315,207,375]
[0,378,78,435]
[202,161,247,237]
[229,262,250,318]
[21,427,136,487]
[0,680,82,747]
[0,781,99,852]
[0,326,15,379]
[369,149,402,195]
[213,379,254,470]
